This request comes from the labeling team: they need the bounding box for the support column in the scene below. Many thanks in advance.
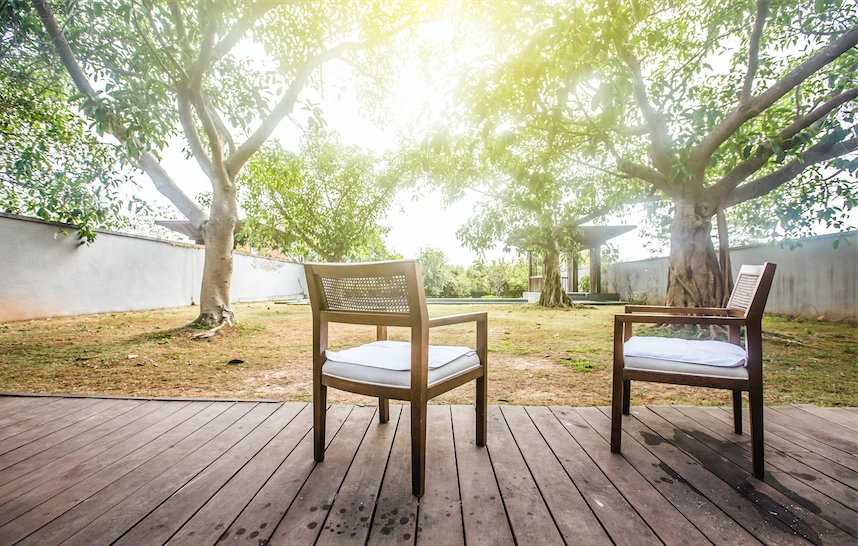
[591,244,602,294]
[527,251,534,292]
[565,252,573,292]
[571,253,578,293]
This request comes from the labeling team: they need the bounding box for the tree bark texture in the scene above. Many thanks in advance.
[195,175,238,326]
[665,201,725,308]
[539,246,572,307]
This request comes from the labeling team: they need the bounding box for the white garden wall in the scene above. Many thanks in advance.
[606,233,858,319]
[0,213,306,322]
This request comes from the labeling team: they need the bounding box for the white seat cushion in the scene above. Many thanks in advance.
[323,347,481,389]
[624,336,746,367]
[624,356,749,380]
[624,336,749,380]
[325,340,475,371]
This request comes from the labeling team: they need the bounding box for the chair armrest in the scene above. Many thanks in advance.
[429,312,487,328]
[624,305,737,316]
[616,314,746,326]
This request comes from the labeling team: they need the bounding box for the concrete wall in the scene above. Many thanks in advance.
[0,213,306,322]
[606,233,858,319]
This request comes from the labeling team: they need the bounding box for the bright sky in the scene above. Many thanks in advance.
[128,22,660,266]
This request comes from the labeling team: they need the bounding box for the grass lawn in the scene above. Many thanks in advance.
[0,303,855,407]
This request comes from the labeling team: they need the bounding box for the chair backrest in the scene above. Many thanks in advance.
[304,260,428,327]
[726,262,777,321]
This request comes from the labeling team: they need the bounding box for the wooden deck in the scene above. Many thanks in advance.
[0,395,855,545]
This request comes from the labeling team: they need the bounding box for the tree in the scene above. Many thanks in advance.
[239,125,398,262]
[417,247,452,297]
[444,0,857,308]
[0,13,144,242]
[484,257,528,297]
[396,124,644,306]
[21,0,439,327]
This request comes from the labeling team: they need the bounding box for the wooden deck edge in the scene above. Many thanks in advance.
[0,392,285,403]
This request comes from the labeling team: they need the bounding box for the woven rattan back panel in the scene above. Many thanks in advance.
[320,275,410,313]
[727,272,760,312]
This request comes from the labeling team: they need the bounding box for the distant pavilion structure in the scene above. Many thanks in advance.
[526,225,636,296]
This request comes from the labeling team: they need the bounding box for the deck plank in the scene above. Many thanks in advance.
[0,401,211,523]
[56,403,272,546]
[677,407,858,509]
[0,400,185,493]
[696,407,857,488]
[317,405,402,545]
[214,404,352,546]
[116,403,305,545]
[506,406,613,545]
[655,406,857,538]
[765,407,858,454]
[0,396,65,423]
[0,399,150,472]
[415,404,464,545]
[548,406,712,545]
[451,405,515,546]
[577,407,763,546]
[0,398,101,440]
[266,404,376,545]
[791,405,858,434]
[4,402,238,546]
[166,402,312,545]
[485,405,563,545]
[603,406,810,546]
[0,395,853,546]
[367,407,418,546]
[632,406,855,545]
[719,407,858,473]
[0,398,127,455]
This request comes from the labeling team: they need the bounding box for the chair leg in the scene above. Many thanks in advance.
[749,388,765,479]
[611,371,624,453]
[622,379,631,415]
[379,398,389,424]
[732,390,743,434]
[476,375,487,447]
[411,402,427,497]
[314,384,327,462]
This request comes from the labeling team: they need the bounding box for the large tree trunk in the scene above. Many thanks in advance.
[665,201,724,307]
[195,177,238,327]
[539,245,572,307]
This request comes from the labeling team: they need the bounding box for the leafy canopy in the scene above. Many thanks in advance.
[239,125,398,262]
[432,0,857,244]
[0,9,145,243]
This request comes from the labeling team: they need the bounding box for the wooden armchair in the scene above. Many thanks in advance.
[304,260,488,497]
[611,263,776,479]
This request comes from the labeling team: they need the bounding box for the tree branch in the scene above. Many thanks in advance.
[713,85,858,198]
[741,0,770,104]
[616,158,673,195]
[137,153,209,227]
[688,26,858,178]
[189,20,216,90]
[167,0,186,40]
[184,22,225,173]
[177,89,215,179]
[32,0,208,228]
[616,44,675,178]
[211,1,299,65]
[202,90,237,155]
[725,137,858,207]
[225,19,423,176]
